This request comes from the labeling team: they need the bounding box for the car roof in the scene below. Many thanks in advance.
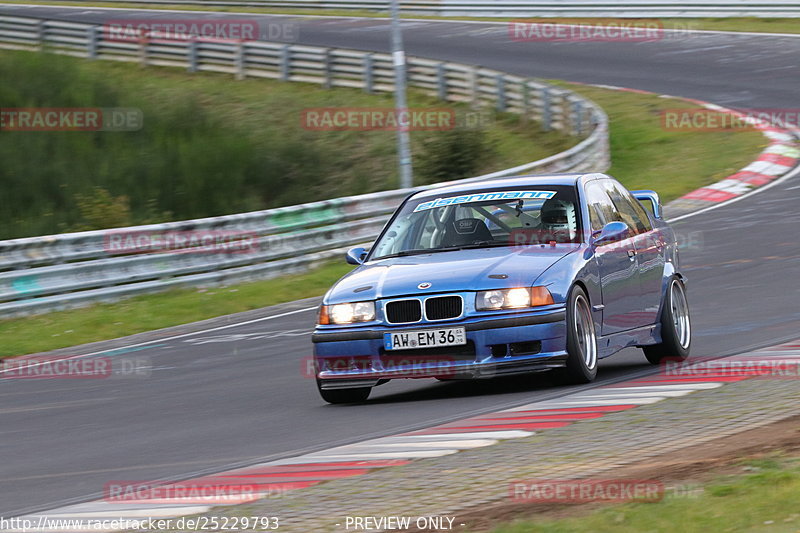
[409,173,607,200]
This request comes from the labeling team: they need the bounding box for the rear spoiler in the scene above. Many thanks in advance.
[631,190,662,220]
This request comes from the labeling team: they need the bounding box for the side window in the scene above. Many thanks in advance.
[605,181,650,235]
[624,191,654,232]
[584,181,619,231]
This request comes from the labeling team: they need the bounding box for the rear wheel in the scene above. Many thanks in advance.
[643,277,691,365]
[317,380,371,404]
[554,286,598,384]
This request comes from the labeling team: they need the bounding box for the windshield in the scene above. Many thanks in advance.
[370,185,582,260]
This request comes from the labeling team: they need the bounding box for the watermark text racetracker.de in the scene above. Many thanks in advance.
[103,18,298,42]
[509,478,702,503]
[508,228,703,252]
[661,108,800,131]
[0,108,142,132]
[0,356,151,379]
[509,19,664,42]
[661,357,800,379]
[508,19,702,43]
[104,480,289,504]
[301,107,494,131]
[305,355,459,379]
[104,230,258,255]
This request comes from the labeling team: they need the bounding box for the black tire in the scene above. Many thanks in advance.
[317,381,371,404]
[554,285,598,384]
[643,277,691,365]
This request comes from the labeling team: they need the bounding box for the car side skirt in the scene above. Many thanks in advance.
[597,323,660,358]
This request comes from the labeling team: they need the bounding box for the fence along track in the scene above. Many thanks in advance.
[0,15,609,316]
[22,0,800,17]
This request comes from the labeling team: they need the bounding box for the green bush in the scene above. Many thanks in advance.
[415,129,497,184]
[0,53,279,236]
[0,50,569,239]
[73,187,132,231]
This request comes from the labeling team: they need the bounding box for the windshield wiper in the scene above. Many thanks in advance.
[374,249,439,260]
[459,241,513,249]
[375,242,512,260]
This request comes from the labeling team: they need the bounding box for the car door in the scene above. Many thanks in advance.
[606,182,665,327]
[611,182,666,326]
[584,180,643,336]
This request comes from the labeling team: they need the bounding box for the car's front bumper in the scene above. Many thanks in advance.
[312,308,567,388]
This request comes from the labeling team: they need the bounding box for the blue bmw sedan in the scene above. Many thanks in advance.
[312,173,691,403]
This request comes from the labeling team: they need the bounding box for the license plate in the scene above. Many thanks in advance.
[384,327,466,351]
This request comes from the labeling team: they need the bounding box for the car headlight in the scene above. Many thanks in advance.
[475,287,554,310]
[318,301,376,325]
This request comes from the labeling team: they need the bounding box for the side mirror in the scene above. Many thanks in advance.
[345,247,368,265]
[631,190,662,219]
[592,221,630,247]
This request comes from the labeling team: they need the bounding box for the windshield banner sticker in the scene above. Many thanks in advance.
[413,190,556,212]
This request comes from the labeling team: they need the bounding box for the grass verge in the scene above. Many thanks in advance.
[1,2,799,35]
[487,454,800,533]
[559,82,767,202]
[0,75,767,357]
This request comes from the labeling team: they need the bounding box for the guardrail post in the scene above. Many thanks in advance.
[235,40,245,80]
[280,45,290,81]
[436,63,447,100]
[541,87,552,132]
[363,53,374,93]
[573,100,584,136]
[187,38,198,73]
[470,66,480,108]
[323,48,332,89]
[87,25,98,60]
[521,81,531,123]
[495,74,506,112]
[36,20,45,50]
[138,30,148,68]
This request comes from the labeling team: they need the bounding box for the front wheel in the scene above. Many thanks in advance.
[643,277,691,365]
[317,380,371,404]
[554,286,598,384]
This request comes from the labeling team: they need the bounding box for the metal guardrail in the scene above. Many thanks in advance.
[37,0,800,17]
[0,15,609,317]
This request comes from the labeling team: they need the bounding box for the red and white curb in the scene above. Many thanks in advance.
[680,114,799,204]
[7,341,800,532]
[577,83,800,214]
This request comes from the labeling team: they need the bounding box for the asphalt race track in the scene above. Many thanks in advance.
[1,6,798,518]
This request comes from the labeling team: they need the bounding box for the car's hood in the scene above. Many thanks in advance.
[326,246,579,303]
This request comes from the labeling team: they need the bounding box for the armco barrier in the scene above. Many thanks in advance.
[33,0,800,17]
[0,15,609,317]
